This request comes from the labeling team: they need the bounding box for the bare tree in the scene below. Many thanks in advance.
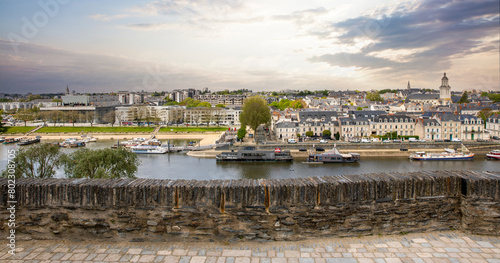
[102,110,116,127]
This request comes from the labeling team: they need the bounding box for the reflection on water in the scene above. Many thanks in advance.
[0,140,498,180]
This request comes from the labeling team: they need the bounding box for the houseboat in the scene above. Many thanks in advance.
[3,137,21,144]
[486,150,500,160]
[409,145,474,161]
[130,145,168,154]
[216,147,293,162]
[18,136,41,146]
[59,138,86,148]
[305,146,360,164]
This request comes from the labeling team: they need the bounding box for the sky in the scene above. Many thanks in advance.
[0,0,499,94]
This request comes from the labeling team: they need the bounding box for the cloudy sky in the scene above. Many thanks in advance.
[0,0,498,94]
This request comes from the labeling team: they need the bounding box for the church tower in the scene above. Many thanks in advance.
[439,73,451,105]
[65,85,70,95]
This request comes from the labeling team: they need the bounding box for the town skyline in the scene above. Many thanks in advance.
[1,0,499,94]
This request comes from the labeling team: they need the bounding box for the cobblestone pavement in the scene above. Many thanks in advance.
[1,232,499,263]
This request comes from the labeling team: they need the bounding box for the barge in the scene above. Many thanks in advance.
[216,147,293,162]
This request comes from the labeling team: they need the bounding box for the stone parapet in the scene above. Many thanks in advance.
[0,170,498,242]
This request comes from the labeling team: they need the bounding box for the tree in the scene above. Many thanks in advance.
[357,107,363,111]
[458,92,469,104]
[2,143,61,178]
[61,148,140,179]
[478,108,493,128]
[323,130,332,139]
[215,104,226,108]
[366,92,383,102]
[334,132,340,140]
[14,108,34,126]
[198,102,211,107]
[239,96,271,136]
[102,110,116,126]
[306,131,314,137]
[237,125,247,141]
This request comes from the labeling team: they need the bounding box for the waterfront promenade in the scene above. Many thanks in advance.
[2,231,499,263]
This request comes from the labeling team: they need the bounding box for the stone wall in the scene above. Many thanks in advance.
[0,170,498,242]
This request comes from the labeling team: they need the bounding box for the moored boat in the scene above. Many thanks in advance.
[131,145,168,154]
[18,136,41,146]
[305,146,360,164]
[409,146,474,161]
[59,138,86,148]
[216,147,293,162]
[486,150,500,160]
[3,137,21,144]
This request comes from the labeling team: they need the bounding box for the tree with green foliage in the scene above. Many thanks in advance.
[334,132,340,140]
[322,130,332,138]
[478,108,493,128]
[215,104,226,108]
[305,131,314,137]
[2,143,61,178]
[290,99,305,109]
[52,98,62,103]
[239,96,271,137]
[14,108,36,126]
[197,102,212,107]
[61,148,140,179]
[357,107,363,111]
[366,92,383,101]
[486,93,500,102]
[237,125,247,141]
[458,92,469,104]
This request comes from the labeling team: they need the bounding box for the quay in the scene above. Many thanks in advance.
[2,231,500,262]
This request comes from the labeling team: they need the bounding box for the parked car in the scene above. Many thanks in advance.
[315,147,325,152]
[361,138,370,143]
[492,136,500,140]
[288,139,297,144]
[299,148,307,152]
[435,139,444,142]
[382,139,392,143]
[451,138,461,142]
[319,139,328,143]
[393,139,402,143]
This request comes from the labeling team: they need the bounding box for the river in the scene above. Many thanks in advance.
[0,140,498,180]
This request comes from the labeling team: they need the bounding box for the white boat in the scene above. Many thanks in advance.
[409,145,474,161]
[59,138,86,148]
[131,145,167,154]
[486,150,500,160]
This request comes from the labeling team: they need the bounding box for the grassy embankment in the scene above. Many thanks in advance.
[159,127,227,133]
[1,126,228,134]
[0,126,36,134]
[36,127,156,133]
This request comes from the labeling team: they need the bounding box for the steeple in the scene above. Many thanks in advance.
[65,85,70,95]
[441,72,448,87]
[407,81,411,90]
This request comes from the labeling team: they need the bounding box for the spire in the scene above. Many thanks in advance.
[65,85,70,95]
[407,81,411,90]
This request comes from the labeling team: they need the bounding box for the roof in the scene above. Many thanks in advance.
[406,94,439,101]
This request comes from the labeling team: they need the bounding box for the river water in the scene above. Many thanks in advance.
[0,140,498,180]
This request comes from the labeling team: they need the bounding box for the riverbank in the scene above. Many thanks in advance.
[4,132,223,146]
[188,145,498,158]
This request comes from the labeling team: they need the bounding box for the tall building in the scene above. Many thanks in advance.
[439,73,452,105]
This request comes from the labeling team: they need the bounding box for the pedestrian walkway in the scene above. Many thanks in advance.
[1,231,499,263]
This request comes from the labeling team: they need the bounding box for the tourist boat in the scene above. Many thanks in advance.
[409,145,474,161]
[3,137,21,144]
[0,137,5,143]
[216,147,293,162]
[18,136,41,146]
[486,150,500,160]
[59,138,86,148]
[131,145,168,154]
[305,146,360,164]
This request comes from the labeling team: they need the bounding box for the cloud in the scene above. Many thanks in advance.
[310,0,499,75]
[89,14,131,21]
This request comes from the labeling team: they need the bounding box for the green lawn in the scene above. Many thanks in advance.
[0,126,36,134]
[36,127,156,133]
[159,126,227,133]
